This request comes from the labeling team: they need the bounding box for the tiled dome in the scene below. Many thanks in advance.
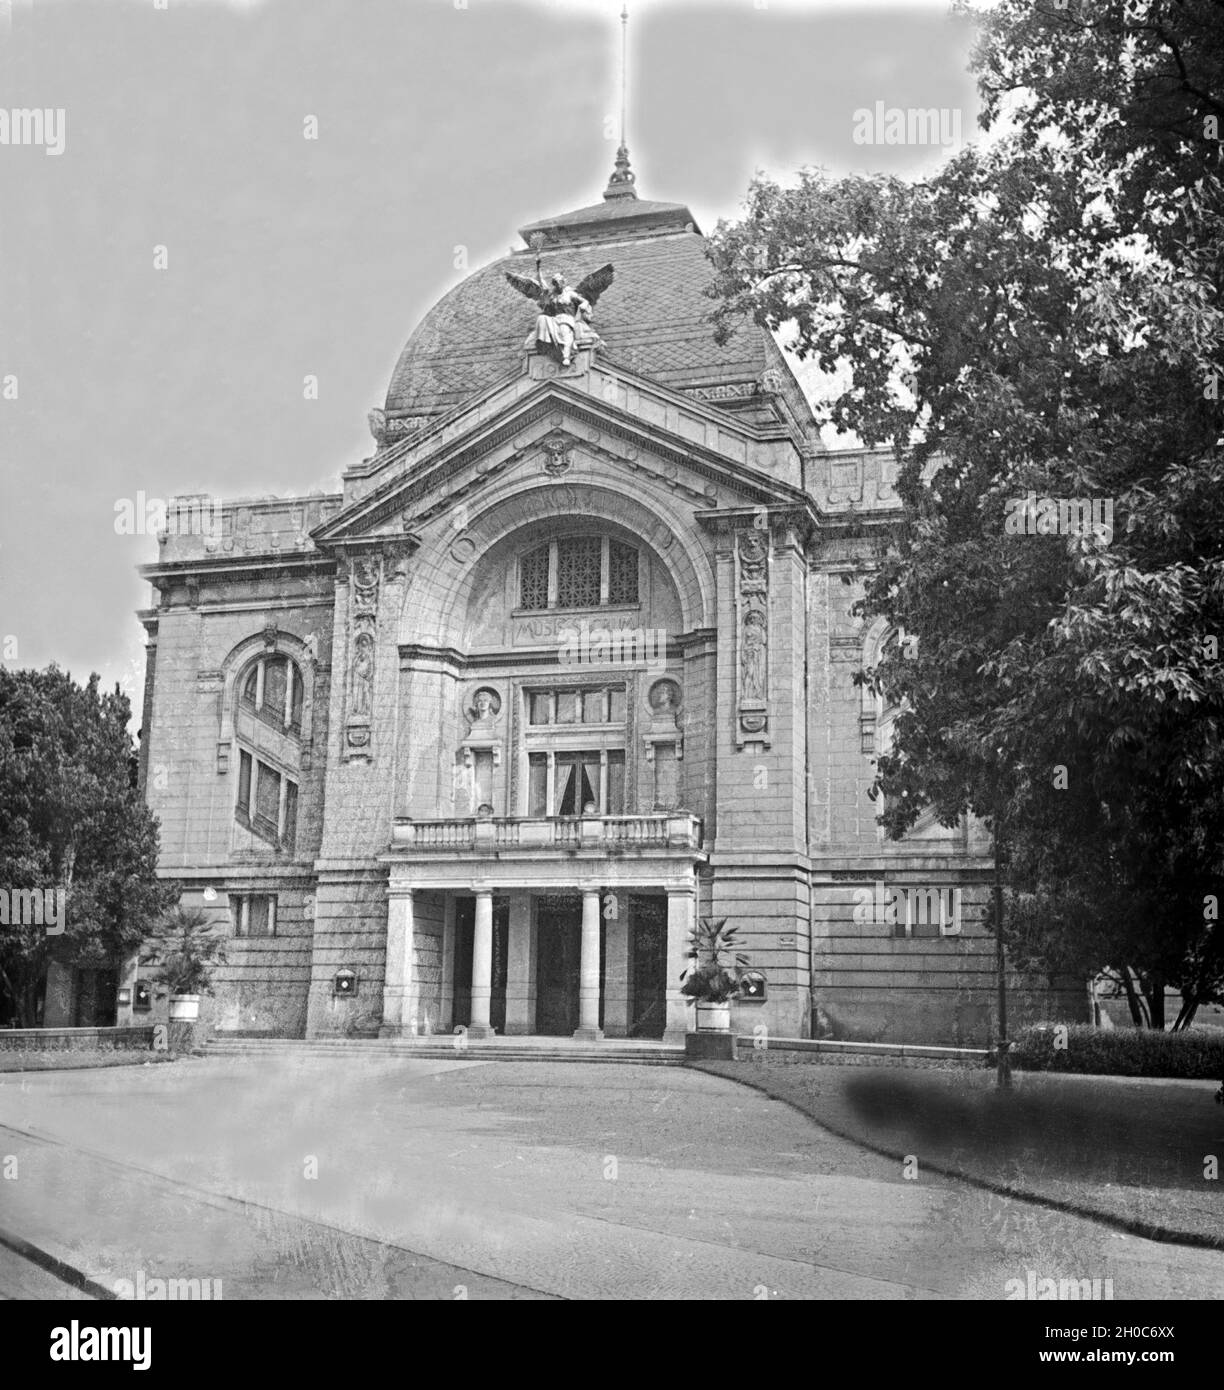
[384,175,773,421]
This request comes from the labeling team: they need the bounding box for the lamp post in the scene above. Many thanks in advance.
[994,821,1011,1090]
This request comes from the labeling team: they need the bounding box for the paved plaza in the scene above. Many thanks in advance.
[1,1055,1220,1299]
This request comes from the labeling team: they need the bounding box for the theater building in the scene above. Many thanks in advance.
[135,155,1082,1046]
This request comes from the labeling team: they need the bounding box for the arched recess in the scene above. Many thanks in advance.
[394,478,716,649]
[217,630,319,776]
[860,617,960,844]
[860,616,898,758]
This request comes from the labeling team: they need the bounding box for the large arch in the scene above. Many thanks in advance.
[394,473,717,649]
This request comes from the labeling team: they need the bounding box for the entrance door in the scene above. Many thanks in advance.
[628,894,667,1038]
[451,897,509,1034]
[536,896,582,1036]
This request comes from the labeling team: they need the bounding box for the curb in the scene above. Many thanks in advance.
[0,1225,116,1299]
[693,1059,1224,1252]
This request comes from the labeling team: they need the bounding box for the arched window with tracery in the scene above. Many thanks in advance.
[240,654,303,735]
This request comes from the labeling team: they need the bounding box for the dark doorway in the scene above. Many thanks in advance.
[628,894,667,1038]
[536,896,581,1036]
[535,894,605,1036]
[451,896,509,1034]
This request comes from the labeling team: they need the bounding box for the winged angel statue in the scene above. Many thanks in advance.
[505,262,614,368]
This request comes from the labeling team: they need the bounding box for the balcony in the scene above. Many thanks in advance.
[391,812,704,854]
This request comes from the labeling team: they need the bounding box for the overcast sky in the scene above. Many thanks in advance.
[0,0,978,711]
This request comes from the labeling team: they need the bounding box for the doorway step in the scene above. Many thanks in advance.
[206,1034,684,1066]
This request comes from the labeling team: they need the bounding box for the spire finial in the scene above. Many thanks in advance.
[604,2,637,201]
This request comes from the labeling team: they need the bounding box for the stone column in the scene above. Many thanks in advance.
[439,894,456,1032]
[380,889,415,1037]
[664,886,695,1045]
[469,889,495,1038]
[504,891,536,1035]
[574,888,604,1041]
[601,891,631,1037]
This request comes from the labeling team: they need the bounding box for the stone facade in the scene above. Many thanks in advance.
[132,173,1085,1047]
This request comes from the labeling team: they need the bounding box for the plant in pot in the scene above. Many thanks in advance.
[141,905,227,1022]
[680,918,748,1053]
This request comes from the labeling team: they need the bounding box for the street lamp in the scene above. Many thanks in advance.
[994,822,1011,1090]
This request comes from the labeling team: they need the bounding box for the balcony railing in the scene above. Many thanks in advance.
[391,812,703,853]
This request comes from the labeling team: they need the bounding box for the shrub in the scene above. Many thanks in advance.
[1013,1023,1224,1080]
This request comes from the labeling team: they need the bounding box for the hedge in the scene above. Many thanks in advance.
[1012,1023,1224,1079]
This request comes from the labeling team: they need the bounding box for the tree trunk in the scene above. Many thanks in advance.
[1144,971,1166,1030]
[1120,967,1148,1027]
[1171,994,1200,1032]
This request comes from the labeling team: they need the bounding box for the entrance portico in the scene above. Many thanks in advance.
[380,813,704,1045]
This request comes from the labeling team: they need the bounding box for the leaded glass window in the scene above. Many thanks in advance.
[556,537,602,608]
[520,544,550,611]
[517,536,641,612]
[608,540,639,604]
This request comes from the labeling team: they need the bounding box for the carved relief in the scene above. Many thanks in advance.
[736,530,770,746]
[741,609,767,701]
[352,557,380,610]
[829,457,864,505]
[343,550,382,761]
[541,432,574,476]
[349,627,374,719]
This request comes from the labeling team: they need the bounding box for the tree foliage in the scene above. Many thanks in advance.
[0,666,173,1025]
[706,0,1224,1024]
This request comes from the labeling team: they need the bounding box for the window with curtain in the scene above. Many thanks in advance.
[527,750,626,816]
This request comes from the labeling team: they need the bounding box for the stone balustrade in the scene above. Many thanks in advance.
[391,812,703,853]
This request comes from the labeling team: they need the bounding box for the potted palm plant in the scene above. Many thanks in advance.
[142,905,227,1021]
[680,917,748,1058]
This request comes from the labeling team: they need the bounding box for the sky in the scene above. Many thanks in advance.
[0,0,980,711]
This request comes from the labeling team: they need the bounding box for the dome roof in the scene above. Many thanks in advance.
[384,177,773,421]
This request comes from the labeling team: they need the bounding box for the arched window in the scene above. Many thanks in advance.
[241,654,303,734]
[519,536,639,611]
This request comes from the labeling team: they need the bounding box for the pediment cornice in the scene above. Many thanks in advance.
[313,381,809,548]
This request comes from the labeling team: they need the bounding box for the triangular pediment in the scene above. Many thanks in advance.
[314,367,810,548]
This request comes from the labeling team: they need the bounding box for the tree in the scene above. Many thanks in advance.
[0,667,173,1026]
[706,0,1224,1026]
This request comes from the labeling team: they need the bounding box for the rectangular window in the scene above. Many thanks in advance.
[283,780,298,853]
[606,750,626,815]
[527,686,625,727]
[527,752,548,816]
[890,888,962,938]
[235,749,297,850]
[551,751,623,815]
[556,754,581,815]
[519,539,639,613]
[520,545,550,611]
[556,536,603,608]
[254,761,281,835]
[230,893,277,938]
[608,539,639,604]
